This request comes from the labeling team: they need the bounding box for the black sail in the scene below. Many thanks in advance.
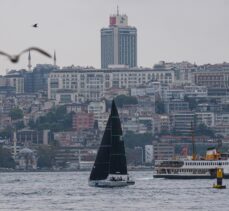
[89,115,112,180]
[89,100,127,181]
[109,101,127,175]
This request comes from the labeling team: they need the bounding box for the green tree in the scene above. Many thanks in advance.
[184,95,198,110]
[30,106,74,132]
[123,131,153,149]
[155,100,165,114]
[37,145,56,169]
[0,126,13,139]
[9,108,23,120]
[15,121,25,130]
[0,146,15,169]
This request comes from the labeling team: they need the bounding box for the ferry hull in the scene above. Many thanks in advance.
[153,174,229,179]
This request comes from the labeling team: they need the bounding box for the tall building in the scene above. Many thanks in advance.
[101,9,137,68]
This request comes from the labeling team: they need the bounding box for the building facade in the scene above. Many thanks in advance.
[48,67,174,101]
[101,11,137,68]
[72,112,94,131]
[170,112,195,135]
[153,142,175,160]
[193,71,229,88]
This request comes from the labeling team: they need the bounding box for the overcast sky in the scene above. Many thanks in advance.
[0,0,229,75]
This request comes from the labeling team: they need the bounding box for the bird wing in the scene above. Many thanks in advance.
[20,47,52,58]
[0,51,11,58]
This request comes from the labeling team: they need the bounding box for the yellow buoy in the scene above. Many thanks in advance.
[213,168,226,189]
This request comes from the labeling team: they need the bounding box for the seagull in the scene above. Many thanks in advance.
[0,47,52,63]
[32,23,38,28]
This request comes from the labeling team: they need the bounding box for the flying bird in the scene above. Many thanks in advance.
[0,47,52,63]
[32,23,38,28]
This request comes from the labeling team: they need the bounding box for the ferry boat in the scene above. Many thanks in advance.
[154,148,229,179]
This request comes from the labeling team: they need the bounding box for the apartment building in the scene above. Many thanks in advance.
[48,67,174,101]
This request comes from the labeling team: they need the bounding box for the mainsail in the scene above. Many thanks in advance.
[109,100,127,175]
[89,100,127,181]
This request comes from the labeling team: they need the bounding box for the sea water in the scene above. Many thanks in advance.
[0,171,228,211]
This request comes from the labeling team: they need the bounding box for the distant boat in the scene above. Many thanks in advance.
[89,100,135,187]
[154,124,229,179]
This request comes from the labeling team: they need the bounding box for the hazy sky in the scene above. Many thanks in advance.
[0,0,229,75]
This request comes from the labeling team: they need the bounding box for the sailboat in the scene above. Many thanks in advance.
[89,100,135,187]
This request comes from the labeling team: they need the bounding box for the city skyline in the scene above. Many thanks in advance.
[1,0,229,75]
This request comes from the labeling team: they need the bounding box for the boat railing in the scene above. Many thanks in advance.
[155,161,184,168]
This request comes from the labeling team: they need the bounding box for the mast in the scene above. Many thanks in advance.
[191,122,196,160]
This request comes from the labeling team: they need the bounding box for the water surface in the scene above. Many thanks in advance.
[0,171,228,211]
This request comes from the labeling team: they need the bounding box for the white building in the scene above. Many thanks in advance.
[48,67,174,101]
[55,89,84,105]
[163,88,185,101]
[184,85,207,98]
[145,145,153,163]
[131,81,162,97]
[3,74,24,94]
[195,112,215,127]
[161,61,196,84]
[215,113,229,126]
[88,100,106,120]
[96,112,110,131]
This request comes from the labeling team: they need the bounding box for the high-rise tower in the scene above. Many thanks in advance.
[101,8,137,68]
